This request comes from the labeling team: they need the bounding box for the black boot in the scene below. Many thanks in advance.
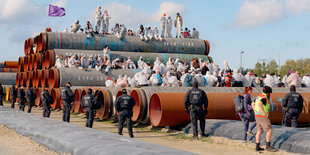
[266,142,278,152]
[256,143,264,151]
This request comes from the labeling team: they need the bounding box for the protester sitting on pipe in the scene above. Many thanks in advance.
[153,26,163,41]
[126,57,136,69]
[192,28,199,39]
[105,77,114,87]
[68,55,81,68]
[137,25,145,41]
[70,20,81,33]
[115,24,127,40]
[85,21,94,38]
[144,26,153,42]
[111,23,120,35]
[55,55,65,68]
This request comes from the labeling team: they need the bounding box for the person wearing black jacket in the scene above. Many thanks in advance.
[115,89,136,138]
[61,82,75,122]
[0,82,4,106]
[10,84,17,108]
[25,86,37,113]
[282,85,304,128]
[17,87,26,111]
[81,89,100,128]
[184,81,208,140]
[41,87,53,117]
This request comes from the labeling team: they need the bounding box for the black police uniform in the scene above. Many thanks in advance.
[81,93,98,128]
[10,86,17,108]
[184,87,208,137]
[0,85,4,106]
[115,94,136,137]
[26,88,37,113]
[41,89,53,117]
[61,86,74,122]
[17,88,26,111]
[282,90,304,127]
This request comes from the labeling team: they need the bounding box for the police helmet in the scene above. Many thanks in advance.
[88,88,92,94]
[263,86,272,94]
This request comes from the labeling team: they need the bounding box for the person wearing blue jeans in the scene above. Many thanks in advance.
[239,86,256,142]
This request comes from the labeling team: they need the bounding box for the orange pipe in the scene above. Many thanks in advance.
[23,55,30,71]
[29,54,35,71]
[26,71,34,87]
[37,33,47,53]
[48,68,59,88]
[4,61,18,68]
[51,88,61,109]
[33,53,42,70]
[16,73,20,87]
[20,72,27,87]
[96,89,110,119]
[35,88,42,106]
[33,70,42,88]
[45,50,55,69]
[4,68,17,72]
[40,69,49,88]
[130,89,146,122]
[24,39,28,56]
[27,38,34,55]
[149,92,310,127]
[204,40,210,56]
[73,89,82,113]
[18,57,24,72]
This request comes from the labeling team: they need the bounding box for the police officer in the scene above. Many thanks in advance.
[17,86,26,111]
[282,85,304,128]
[41,87,53,117]
[61,82,74,122]
[25,85,37,113]
[0,82,4,106]
[10,84,17,108]
[184,81,208,140]
[81,89,100,128]
[115,89,136,138]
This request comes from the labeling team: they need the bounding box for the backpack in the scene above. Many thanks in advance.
[93,100,101,109]
[234,95,244,112]
[183,74,193,87]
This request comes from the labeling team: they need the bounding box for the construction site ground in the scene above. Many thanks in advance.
[2,102,294,155]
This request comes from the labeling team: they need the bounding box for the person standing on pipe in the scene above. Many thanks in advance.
[17,86,26,111]
[94,6,102,34]
[81,89,101,128]
[115,89,136,138]
[184,81,208,140]
[160,13,166,38]
[41,87,53,118]
[174,12,183,38]
[25,85,37,113]
[282,85,304,128]
[0,82,4,106]
[166,16,172,38]
[10,84,17,108]
[252,86,277,152]
[61,82,75,122]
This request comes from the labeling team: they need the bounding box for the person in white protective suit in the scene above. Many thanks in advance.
[94,6,102,33]
[243,72,256,87]
[111,23,120,35]
[137,57,146,69]
[166,16,172,38]
[115,24,127,40]
[80,55,89,69]
[143,63,152,78]
[95,56,103,71]
[154,57,161,65]
[160,63,168,75]
[102,45,110,61]
[161,71,170,87]
[166,57,174,71]
[105,77,114,87]
[68,55,80,68]
[174,58,180,69]
[264,74,276,87]
[85,21,94,37]
[223,60,231,72]
[104,59,112,74]
[192,28,199,39]
[103,10,111,34]
[137,25,145,41]
[282,73,290,87]
[204,71,218,87]
[63,28,68,33]
[168,73,179,87]
[115,75,123,87]
[195,73,205,87]
[286,70,301,87]
[118,75,129,87]
[232,70,243,87]
[137,72,149,87]
[177,61,187,72]
[302,74,310,87]
[144,26,153,42]
[174,12,183,38]
[127,57,136,69]
[55,55,65,68]
[160,13,166,38]
[153,26,163,41]
[70,20,81,33]
[273,74,281,87]
[128,77,137,87]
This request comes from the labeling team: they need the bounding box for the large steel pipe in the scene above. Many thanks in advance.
[0,73,16,85]
[95,89,111,119]
[26,71,33,87]
[33,70,42,88]
[40,69,49,87]
[27,38,34,55]
[51,88,61,109]
[45,49,212,69]
[16,73,20,87]
[20,72,26,87]
[38,32,210,55]
[35,88,42,106]
[24,39,28,56]
[29,54,35,71]
[4,61,18,68]
[1,68,18,72]
[149,88,310,127]
[0,62,4,68]
[48,68,138,88]
[73,89,83,113]
[33,53,42,70]
[23,55,30,72]
[18,57,24,72]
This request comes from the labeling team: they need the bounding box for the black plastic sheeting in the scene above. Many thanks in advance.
[0,107,194,155]
[183,119,310,154]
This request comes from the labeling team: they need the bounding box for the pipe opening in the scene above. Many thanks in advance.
[149,94,162,127]
[73,89,81,113]
[51,88,60,109]
[130,90,142,122]
[95,90,104,119]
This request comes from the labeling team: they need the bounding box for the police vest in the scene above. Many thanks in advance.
[83,96,91,108]
[190,90,202,105]
[254,93,270,117]
[120,96,131,109]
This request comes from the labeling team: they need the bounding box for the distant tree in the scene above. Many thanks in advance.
[267,59,278,74]
[253,62,263,77]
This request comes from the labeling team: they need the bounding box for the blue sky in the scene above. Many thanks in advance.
[0,0,309,69]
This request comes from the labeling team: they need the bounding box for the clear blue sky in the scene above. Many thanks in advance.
[0,0,309,69]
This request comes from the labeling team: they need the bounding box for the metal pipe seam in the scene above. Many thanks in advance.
[39,32,209,55]
[18,57,24,72]
[4,61,18,68]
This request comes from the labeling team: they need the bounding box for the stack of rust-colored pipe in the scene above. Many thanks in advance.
[0,61,18,72]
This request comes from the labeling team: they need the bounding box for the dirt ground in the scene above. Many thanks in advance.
[0,124,60,155]
[3,102,295,155]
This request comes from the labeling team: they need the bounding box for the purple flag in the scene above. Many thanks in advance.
[48,4,66,17]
